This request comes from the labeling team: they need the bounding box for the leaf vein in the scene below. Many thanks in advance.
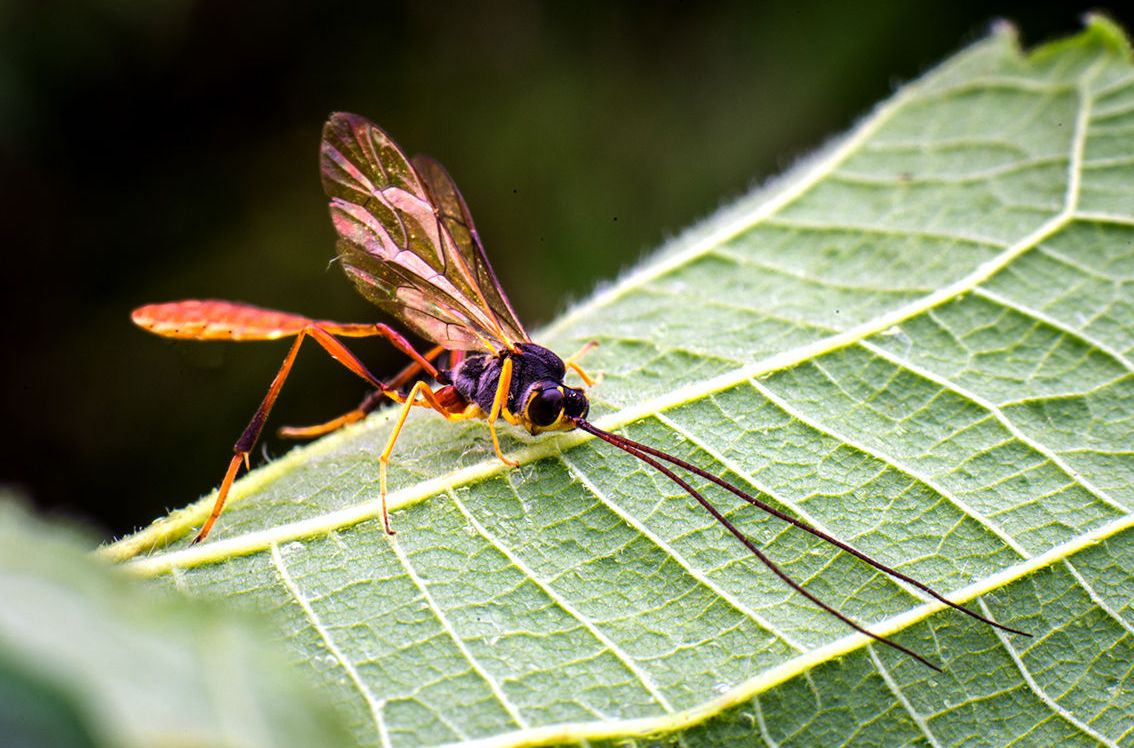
[1074,210,1134,227]
[638,285,844,334]
[1092,67,1134,99]
[867,646,943,747]
[974,286,1134,374]
[1062,59,1103,214]
[386,534,528,732]
[542,56,962,342]
[750,376,1031,558]
[1062,559,1134,637]
[269,543,392,748]
[861,340,1128,514]
[1034,242,1125,285]
[561,450,807,654]
[762,217,1011,248]
[712,247,935,295]
[835,154,1067,186]
[979,598,1119,747]
[446,486,677,713]
[116,32,1107,589]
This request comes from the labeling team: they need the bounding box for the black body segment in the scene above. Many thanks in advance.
[448,343,566,414]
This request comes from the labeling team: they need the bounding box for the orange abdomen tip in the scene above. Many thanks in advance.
[131,300,313,341]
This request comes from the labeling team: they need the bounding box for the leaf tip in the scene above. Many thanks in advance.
[1024,12,1133,65]
[1082,13,1134,61]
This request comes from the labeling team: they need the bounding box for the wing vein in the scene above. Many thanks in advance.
[322,113,527,351]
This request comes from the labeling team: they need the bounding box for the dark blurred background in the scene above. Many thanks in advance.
[1,2,1126,541]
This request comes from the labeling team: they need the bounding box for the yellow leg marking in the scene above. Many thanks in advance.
[377,382,479,534]
[378,381,433,534]
[487,357,519,468]
[387,385,472,418]
[564,341,599,386]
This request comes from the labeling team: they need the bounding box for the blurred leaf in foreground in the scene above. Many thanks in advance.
[0,500,353,748]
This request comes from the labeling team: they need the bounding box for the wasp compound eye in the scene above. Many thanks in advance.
[528,387,564,427]
[563,388,589,420]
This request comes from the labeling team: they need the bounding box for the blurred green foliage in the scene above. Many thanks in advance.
[0,498,353,748]
[0,2,1124,537]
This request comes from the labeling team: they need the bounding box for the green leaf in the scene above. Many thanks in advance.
[110,17,1134,747]
[0,500,354,748]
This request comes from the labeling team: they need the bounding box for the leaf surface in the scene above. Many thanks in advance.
[111,18,1134,747]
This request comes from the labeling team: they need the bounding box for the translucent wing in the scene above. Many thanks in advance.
[321,112,529,352]
[410,154,528,346]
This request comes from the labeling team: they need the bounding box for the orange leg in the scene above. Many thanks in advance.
[563,340,599,386]
[192,325,413,544]
[275,397,375,440]
[317,323,441,381]
[486,357,519,468]
[278,345,447,440]
[131,300,452,542]
[377,380,476,534]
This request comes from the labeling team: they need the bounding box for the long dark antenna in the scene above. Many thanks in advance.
[574,418,1028,638]
[574,418,941,670]
[573,417,1035,668]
